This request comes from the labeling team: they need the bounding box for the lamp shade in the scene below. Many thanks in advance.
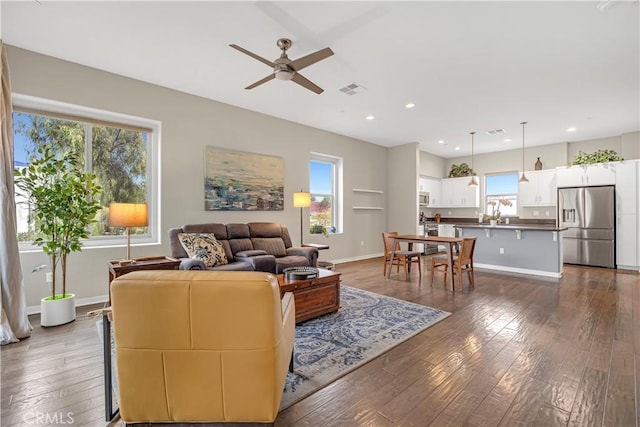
[108,203,148,227]
[293,192,311,208]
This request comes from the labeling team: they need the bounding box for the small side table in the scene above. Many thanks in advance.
[302,243,334,270]
[108,256,180,304]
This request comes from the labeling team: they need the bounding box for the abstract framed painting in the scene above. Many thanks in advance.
[204,146,284,211]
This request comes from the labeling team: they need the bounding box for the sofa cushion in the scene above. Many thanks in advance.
[248,222,282,238]
[179,224,233,260]
[178,233,228,268]
[252,238,287,257]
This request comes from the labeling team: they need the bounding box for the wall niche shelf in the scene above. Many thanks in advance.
[352,206,384,210]
[352,188,384,194]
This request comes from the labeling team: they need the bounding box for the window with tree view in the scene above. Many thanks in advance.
[485,172,518,218]
[309,153,342,234]
[13,103,155,245]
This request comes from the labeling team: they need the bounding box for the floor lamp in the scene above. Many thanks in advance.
[108,202,148,263]
[293,190,311,246]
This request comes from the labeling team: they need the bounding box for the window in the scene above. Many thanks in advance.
[485,172,518,217]
[309,153,342,234]
[13,94,159,249]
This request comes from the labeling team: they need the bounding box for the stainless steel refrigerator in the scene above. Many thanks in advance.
[558,186,615,268]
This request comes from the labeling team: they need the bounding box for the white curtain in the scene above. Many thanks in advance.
[0,40,32,344]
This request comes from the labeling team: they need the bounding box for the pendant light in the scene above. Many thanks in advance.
[519,121,529,183]
[468,131,478,187]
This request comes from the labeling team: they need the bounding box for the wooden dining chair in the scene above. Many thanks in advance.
[382,232,422,280]
[430,237,476,291]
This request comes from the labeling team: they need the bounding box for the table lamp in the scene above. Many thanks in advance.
[108,202,148,262]
[293,190,311,246]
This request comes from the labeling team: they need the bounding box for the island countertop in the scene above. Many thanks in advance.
[454,223,566,278]
[455,224,567,232]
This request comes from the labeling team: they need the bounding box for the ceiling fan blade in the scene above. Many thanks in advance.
[289,47,334,72]
[245,73,275,90]
[229,44,275,68]
[291,73,324,94]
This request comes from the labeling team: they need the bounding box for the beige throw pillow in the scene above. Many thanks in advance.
[178,233,228,267]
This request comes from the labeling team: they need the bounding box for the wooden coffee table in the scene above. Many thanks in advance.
[277,269,341,323]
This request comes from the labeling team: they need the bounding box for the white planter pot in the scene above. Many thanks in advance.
[40,294,76,327]
[489,219,498,227]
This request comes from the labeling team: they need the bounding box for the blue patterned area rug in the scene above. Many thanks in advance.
[280,285,451,410]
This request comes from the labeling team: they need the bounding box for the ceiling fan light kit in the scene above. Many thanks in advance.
[230,38,334,94]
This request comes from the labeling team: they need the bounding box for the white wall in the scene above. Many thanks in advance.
[8,46,388,308]
[621,131,639,160]
[568,132,639,162]
[419,150,447,178]
[387,143,419,234]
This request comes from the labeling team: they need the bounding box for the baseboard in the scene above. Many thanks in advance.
[616,264,640,272]
[474,263,563,279]
[27,295,109,315]
[330,252,383,265]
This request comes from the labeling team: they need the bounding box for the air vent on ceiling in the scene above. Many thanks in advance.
[486,128,506,135]
[339,82,368,95]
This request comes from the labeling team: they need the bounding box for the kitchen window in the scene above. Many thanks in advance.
[485,172,518,217]
[309,153,342,234]
[13,94,160,249]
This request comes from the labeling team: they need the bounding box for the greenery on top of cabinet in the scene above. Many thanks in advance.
[448,163,475,177]
[570,149,623,165]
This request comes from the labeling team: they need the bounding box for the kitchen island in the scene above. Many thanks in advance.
[455,224,568,278]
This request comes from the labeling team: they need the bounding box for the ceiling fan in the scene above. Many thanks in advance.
[229,38,334,94]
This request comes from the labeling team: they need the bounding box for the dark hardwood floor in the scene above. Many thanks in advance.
[1,257,638,426]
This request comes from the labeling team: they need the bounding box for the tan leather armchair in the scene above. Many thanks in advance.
[110,270,295,424]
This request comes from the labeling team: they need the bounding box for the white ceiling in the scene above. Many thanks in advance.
[2,1,639,158]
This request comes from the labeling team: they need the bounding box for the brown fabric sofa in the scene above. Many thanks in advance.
[111,270,295,423]
[169,222,318,274]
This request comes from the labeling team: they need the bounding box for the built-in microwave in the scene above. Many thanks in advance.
[419,192,429,206]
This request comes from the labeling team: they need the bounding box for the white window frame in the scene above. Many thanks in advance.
[484,171,519,217]
[13,93,161,252]
[309,152,343,234]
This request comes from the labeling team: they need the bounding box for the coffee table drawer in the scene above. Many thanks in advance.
[293,282,340,323]
[277,269,341,323]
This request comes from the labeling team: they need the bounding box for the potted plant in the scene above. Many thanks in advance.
[448,163,475,178]
[310,224,329,236]
[483,198,512,226]
[14,146,101,326]
[570,149,623,165]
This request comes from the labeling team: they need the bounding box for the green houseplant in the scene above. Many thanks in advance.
[448,163,475,178]
[14,146,101,326]
[570,149,623,165]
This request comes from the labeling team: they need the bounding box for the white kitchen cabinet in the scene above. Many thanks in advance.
[556,163,616,187]
[421,177,441,207]
[615,160,638,214]
[615,160,639,270]
[418,177,429,192]
[617,213,638,268]
[519,169,557,206]
[440,177,479,207]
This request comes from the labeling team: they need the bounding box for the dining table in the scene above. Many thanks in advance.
[387,234,464,291]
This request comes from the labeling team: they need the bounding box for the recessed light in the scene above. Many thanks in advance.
[455,146,461,151]
[438,140,445,144]
[366,115,375,121]
[504,138,512,142]
[405,103,415,109]
[567,127,576,132]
